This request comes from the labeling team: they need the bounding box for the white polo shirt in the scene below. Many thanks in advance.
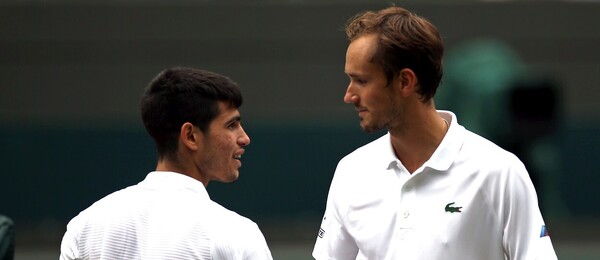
[60,171,273,260]
[313,111,557,260]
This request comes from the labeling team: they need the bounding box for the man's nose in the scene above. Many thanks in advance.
[238,127,251,146]
[344,85,357,104]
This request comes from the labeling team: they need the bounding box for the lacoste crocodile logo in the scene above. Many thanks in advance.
[445,202,462,213]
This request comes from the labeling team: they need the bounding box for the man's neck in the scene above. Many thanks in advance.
[389,110,448,174]
[155,157,208,187]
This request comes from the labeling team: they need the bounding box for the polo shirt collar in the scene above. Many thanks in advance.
[425,110,464,171]
[139,171,210,199]
[383,133,401,170]
[384,110,464,172]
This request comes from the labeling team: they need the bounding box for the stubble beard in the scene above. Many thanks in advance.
[360,117,386,133]
[359,106,401,133]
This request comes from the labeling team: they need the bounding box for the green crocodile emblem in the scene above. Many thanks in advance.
[445,202,462,213]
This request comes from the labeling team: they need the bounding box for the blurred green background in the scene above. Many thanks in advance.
[1,0,599,259]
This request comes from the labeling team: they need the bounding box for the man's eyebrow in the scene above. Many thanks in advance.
[225,115,241,125]
[346,72,362,78]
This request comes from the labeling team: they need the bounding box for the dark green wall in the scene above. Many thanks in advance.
[2,122,599,224]
[0,123,386,242]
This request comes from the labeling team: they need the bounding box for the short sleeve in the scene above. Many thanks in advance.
[59,215,83,260]
[212,215,273,260]
[501,160,558,260]
[312,164,359,259]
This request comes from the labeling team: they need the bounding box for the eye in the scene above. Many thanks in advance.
[351,78,367,87]
[227,121,240,130]
[349,76,367,86]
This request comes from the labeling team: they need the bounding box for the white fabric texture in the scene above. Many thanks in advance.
[60,171,272,260]
[313,111,557,260]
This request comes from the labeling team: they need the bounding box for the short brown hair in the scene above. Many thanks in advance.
[345,6,444,101]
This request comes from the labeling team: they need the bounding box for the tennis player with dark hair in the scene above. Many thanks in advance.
[60,67,272,259]
[313,6,557,259]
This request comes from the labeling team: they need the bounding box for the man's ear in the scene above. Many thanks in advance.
[397,68,417,97]
[180,122,201,151]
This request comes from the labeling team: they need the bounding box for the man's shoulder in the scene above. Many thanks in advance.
[207,201,269,253]
[207,201,260,230]
[461,129,520,163]
[341,133,389,161]
[66,185,137,223]
[454,128,526,179]
[332,133,391,186]
[209,201,272,259]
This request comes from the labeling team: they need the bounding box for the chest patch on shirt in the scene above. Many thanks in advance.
[445,202,463,213]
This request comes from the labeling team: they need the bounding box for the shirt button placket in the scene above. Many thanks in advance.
[401,185,412,219]
[397,179,415,241]
[402,210,410,218]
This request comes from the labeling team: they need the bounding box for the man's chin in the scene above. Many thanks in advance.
[228,175,240,183]
[218,172,240,183]
[360,122,377,133]
[360,122,380,133]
